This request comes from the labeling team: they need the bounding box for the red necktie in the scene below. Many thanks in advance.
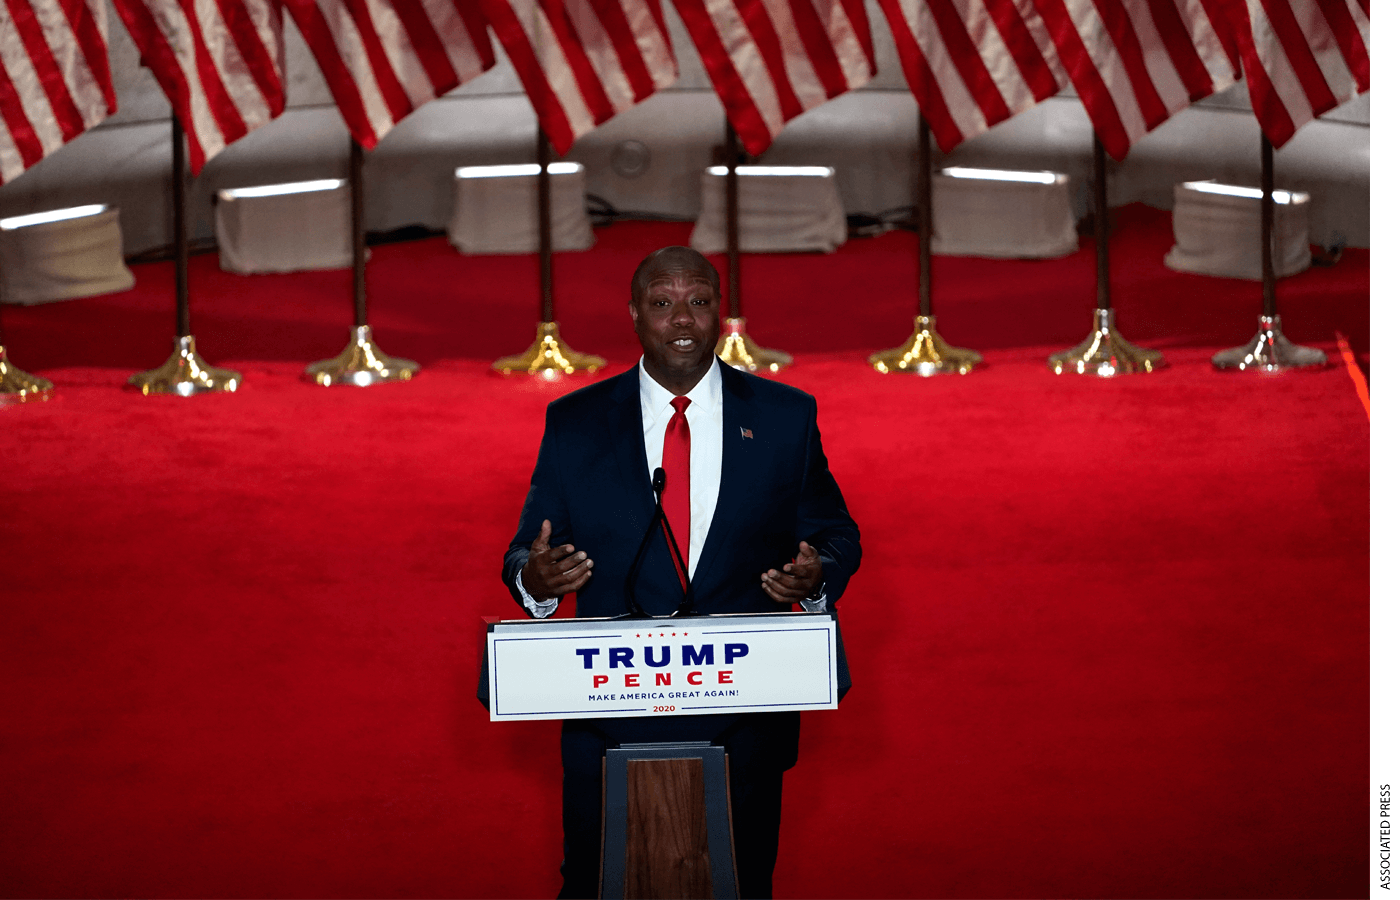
[662,396,691,586]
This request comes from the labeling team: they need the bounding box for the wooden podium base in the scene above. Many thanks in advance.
[600,743,738,899]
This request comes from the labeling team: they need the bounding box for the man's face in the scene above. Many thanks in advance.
[630,269,721,391]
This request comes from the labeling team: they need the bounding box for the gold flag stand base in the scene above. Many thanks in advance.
[305,325,419,386]
[869,315,981,375]
[128,335,241,396]
[493,321,605,378]
[718,317,791,373]
[0,345,53,404]
[1211,314,1326,372]
[1049,308,1162,376]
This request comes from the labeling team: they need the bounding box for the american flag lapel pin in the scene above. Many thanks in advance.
[740,427,754,440]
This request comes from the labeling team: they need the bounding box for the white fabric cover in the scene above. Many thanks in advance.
[216,185,354,274]
[448,169,595,255]
[929,173,1078,258]
[1164,183,1311,280]
[690,169,847,254]
[0,207,135,305]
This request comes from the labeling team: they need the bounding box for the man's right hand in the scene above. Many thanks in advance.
[520,519,593,600]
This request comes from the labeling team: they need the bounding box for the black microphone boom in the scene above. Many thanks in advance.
[621,467,698,618]
[621,468,667,619]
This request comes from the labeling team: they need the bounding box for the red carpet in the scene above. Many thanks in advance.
[0,207,1369,898]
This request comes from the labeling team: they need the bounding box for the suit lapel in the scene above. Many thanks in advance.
[691,365,759,591]
[606,365,654,518]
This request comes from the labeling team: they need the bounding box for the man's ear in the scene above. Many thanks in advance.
[628,303,638,324]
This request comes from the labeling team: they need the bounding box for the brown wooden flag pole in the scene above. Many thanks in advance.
[715,121,791,373]
[725,123,740,318]
[353,138,368,328]
[1210,131,1325,372]
[305,137,421,387]
[0,272,54,403]
[492,124,604,377]
[1048,135,1161,376]
[537,125,554,323]
[869,114,981,375]
[128,114,242,396]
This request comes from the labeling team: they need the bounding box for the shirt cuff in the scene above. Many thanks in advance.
[799,583,828,613]
[515,568,559,618]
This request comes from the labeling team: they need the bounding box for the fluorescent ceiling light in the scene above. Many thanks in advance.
[1181,180,1304,205]
[218,179,345,200]
[455,163,583,178]
[0,204,107,230]
[705,166,834,177]
[941,167,1058,184]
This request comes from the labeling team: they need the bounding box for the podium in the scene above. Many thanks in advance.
[689,166,847,255]
[929,168,1078,259]
[1163,180,1312,280]
[448,163,595,255]
[214,180,353,274]
[481,611,844,899]
[0,205,135,304]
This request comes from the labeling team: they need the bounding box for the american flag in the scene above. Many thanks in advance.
[876,0,1066,153]
[477,0,678,156]
[1222,0,1368,149]
[0,0,116,184]
[1030,0,1238,160]
[671,0,877,157]
[285,0,496,150]
[112,0,286,174]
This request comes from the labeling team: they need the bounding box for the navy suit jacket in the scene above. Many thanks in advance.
[502,360,860,765]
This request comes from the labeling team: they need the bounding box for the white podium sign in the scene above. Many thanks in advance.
[486,612,839,721]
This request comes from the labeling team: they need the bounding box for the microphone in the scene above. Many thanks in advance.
[621,468,669,619]
[621,468,697,619]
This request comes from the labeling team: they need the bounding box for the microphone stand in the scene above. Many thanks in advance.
[621,468,697,619]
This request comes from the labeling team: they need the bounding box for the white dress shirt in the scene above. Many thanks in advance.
[639,354,724,576]
[519,356,825,615]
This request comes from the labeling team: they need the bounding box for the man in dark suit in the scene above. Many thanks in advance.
[503,246,860,898]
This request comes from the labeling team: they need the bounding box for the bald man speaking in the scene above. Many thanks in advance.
[503,246,861,898]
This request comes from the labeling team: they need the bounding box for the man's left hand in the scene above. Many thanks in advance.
[760,541,823,604]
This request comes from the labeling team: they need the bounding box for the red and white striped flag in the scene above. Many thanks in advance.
[0,0,117,185]
[477,0,677,156]
[1030,0,1238,159]
[877,0,1066,153]
[286,0,495,150]
[112,0,286,174]
[1223,0,1367,149]
[671,0,876,157]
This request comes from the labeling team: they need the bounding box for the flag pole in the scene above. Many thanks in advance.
[492,124,604,377]
[0,268,54,404]
[1210,131,1325,371]
[716,121,791,373]
[869,113,981,375]
[128,114,241,395]
[1048,135,1161,376]
[305,137,421,386]
[725,122,740,318]
[538,124,554,323]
